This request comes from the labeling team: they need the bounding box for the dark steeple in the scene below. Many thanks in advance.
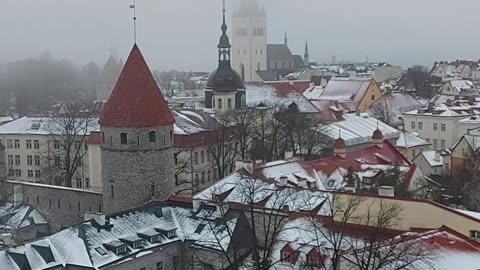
[207,1,245,92]
[304,41,310,67]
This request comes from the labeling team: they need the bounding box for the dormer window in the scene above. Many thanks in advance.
[167,230,176,239]
[149,131,156,143]
[151,235,161,243]
[116,245,127,255]
[133,241,143,249]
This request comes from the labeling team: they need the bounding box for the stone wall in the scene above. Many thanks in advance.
[101,126,175,214]
[10,181,102,232]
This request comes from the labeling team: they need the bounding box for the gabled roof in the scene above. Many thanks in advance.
[99,44,174,128]
[396,131,430,148]
[314,78,375,111]
[267,44,293,60]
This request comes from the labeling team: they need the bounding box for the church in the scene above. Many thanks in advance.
[231,0,308,82]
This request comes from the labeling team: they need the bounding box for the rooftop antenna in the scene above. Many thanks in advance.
[130,0,137,43]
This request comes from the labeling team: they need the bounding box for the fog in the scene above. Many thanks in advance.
[2,0,480,70]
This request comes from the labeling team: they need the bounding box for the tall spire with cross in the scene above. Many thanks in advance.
[218,0,231,65]
[304,41,310,67]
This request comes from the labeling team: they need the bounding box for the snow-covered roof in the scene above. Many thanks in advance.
[172,109,218,135]
[368,93,423,121]
[449,79,475,92]
[311,78,373,111]
[0,116,14,123]
[0,117,100,136]
[420,151,444,167]
[246,85,320,113]
[0,203,47,232]
[322,113,399,146]
[342,228,480,270]
[396,131,430,148]
[0,204,238,269]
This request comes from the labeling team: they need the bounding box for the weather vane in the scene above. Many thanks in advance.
[130,0,137,43]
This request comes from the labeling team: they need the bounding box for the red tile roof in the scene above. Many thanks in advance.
[322,140,411,167]
[99,44,174,128]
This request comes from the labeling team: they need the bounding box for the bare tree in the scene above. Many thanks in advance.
[174,147,194,196]
[206,119,238,181]
[42,101,96,187]
[224,107,256,160]
[250,107,286,162]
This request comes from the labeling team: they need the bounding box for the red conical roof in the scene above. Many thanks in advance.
[333,137,346,149]
[372,129,384,140]
[99,44,175,128]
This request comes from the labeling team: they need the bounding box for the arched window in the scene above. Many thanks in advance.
[227,98,232,109]
[170,130,173,141]
[212,98,216,108]
[120,133,127,145]
[149,131,156,143]
[257,62,261,71]
[218,98,223,109]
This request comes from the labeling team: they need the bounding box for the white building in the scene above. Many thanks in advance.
[438,80,478,96]
[402,103,479,150]
[0,117,100,190]
[231,0,267,82]
[413,150,450,176]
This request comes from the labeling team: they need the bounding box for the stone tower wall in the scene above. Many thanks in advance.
[101,125,175,214]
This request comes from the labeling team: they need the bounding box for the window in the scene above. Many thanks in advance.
[7,155,13,165]
[76,178,82,188]
[170,130,173,141]
[6,139,12,148]
[207,151,211,162]
[28,170,33,178]
[433,139,438,150]
[173,256,179,270]
[441,124,446,132]
[27,155,33,166]
[15,155,20,166]
[201,151,205,163]
[411,122,415,129]
[115,246,127,255]
[227,98,232,109]
[156,262,163,270]
[426,138,430,143]
[201,172,205,184]
[208,170,211,182]
[441,140,446,149]
[412,149,416,159]
[149,131,156,143]
[120,133,127,145]
[433,123,438,131]
[54,156,61,166]
[281,252,292,263]
[14,139,20,149]
[34,155,40,166]
[8,169,14,177]
[218,98,222,109]
[151,235,161,243]
[111,185,115,198]
[212,98,215,108]
[26,140,32,149]
[34,140,39,149]
[151,183,156,197]
[133,241,143,249]
[194,152,199,165]
[35,170,41,178]
[85,178,90,188]
[418,122,423,130]
[195,174,199,187]
[371,95,375,101]
[257,62,260,71]
[14,169,21,177]
[470,230,480,240]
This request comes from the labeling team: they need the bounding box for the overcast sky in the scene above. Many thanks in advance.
[2,0,480,71]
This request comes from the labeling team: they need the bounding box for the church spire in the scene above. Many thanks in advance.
[304,41,310,67]
[217,0,231,65]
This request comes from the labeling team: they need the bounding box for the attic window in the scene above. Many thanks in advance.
[133,241,143,249]
[31,123,40,130]
[282,205,290,211]
[95,247,107,256]
[470,230,480,241]
[167,230,176,239]
[115,246,128,255]
[195,224,206,234]
[151,235,161,243]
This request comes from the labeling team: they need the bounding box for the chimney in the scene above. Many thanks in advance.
[333,138,347,159]
[311,76,322,86]
[93,213,106,226]
[378,186,395,197]
[434,151,441,162]
[278,176,288,186]
[372,129,384,148]
[234,160,254,174]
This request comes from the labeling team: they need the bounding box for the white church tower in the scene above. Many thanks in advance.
[231,0,267,83]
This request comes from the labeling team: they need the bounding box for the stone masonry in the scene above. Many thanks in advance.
[101,126,175,214]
